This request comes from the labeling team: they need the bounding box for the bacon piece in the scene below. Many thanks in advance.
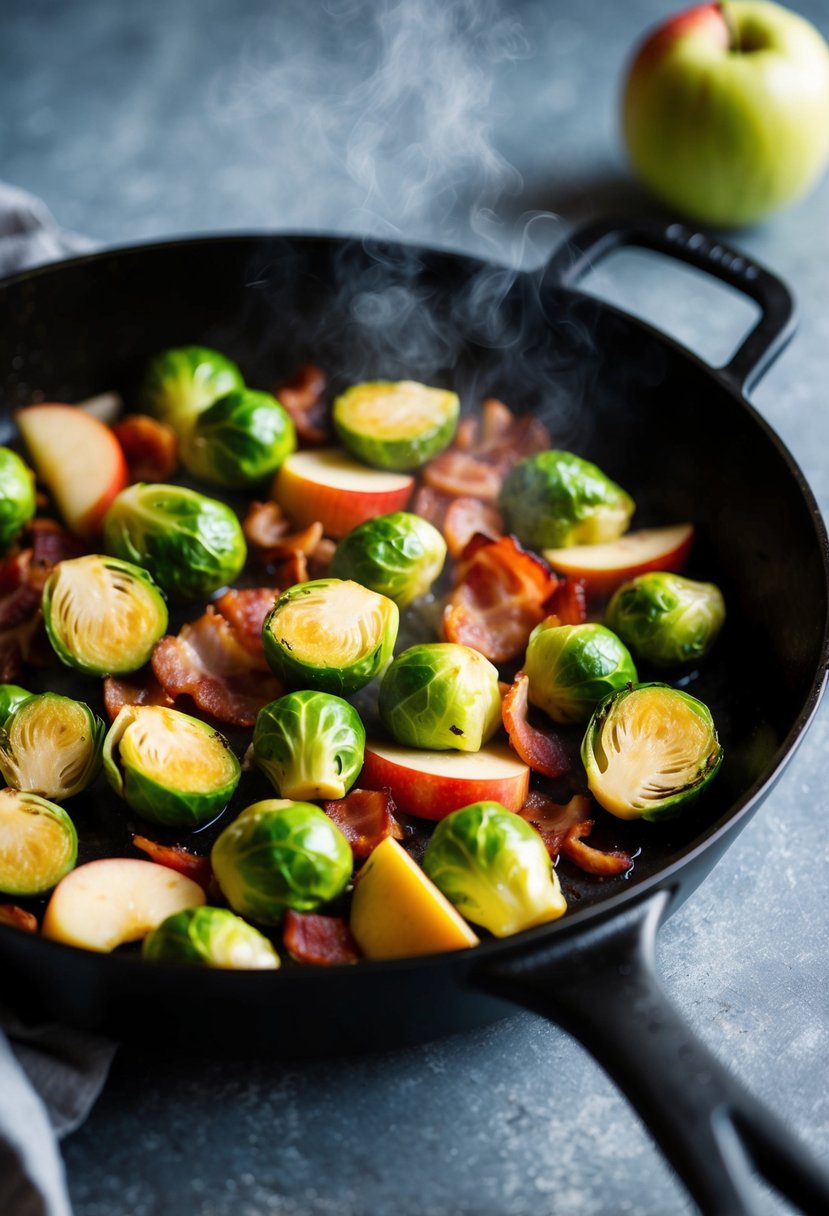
[502,672,570,778]
[152,609,283,727]
[0,904,38,933]
[0,524,80,679]
[442,496,504,559]
[113,414,178,482]
[308,536,336,579]
[519,791,593,858]
[321,788,404,859]
[274,364,329,446]
[543,577,588,626]
[283,910,361,965]
[560,820,633,877]
[132,835,214,892]
[103,671,174,720]
[423,450,503,502]
[411,485,453,531]
[213,587,279,657]
[243,500,290,550]
[428,399,550,500]
[443,534,559,663]
[27,519,86,568]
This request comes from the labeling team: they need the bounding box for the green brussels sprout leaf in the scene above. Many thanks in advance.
[330,511,447,607]
[379,642,502,752]
[139,346,244,433]
[182,388,296,488]
[254,691,365,800]
[524,621,638,726]
[0,684,34,729]
[0,447,36,552]
[142,906,280,969]
[605,572,726,668]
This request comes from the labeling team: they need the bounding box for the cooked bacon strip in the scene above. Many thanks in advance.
[519,791,593,857]
[113,414,178,482]
[543,578,588,627]
[321,788,404,859]
[426,399,550,503]
[0,522,82,679]
[423,450,503,502]
[103,671,174,721]
[274,364,329,446]
[283,910,361,965]
[411,485,453,531]
[560,820,633,877]
[442,496,503,559]
[502,672,570,778]
[308,536,336,579]
[152,609,283,727]
[213,587,279,657]
[27,519,86,568]
[132,835,214,892]
[243,500,291,550]
[443,534,559,663]
[0,904,38,933]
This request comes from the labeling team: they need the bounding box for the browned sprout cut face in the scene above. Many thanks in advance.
[0,788,78,897]
[0,693,105,801]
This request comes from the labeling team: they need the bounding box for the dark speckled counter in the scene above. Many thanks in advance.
[2,1,828,1212]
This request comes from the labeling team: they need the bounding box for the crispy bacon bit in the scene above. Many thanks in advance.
[410,485,453,531]
[443,534,559,663]
[308,535,336,579]
[519,791,593,858]
[321,788,404,859]
[423,450,503,502]
[213,587,279,657]
[243,500,290,549]
[132,835,214,892]
[283,910,361,966]
[560,820,633,877]
[273,550,308,587]
[0,904,38,933]
[543,578,588,626]
[274,364,329,446]
[27,519,86,568]
[103,671,174,721]
[152,609,283,727]
[0,521,83,680]
[442,496,504,559]
[502,672,570,778]
[113,414,178,482]
[424,399,551,503]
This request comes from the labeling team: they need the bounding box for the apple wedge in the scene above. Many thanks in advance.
[272,448,414,538]
[360,740,530,821]
[542,523,694,600]
[42,857,205,952]
[17,403,128,540]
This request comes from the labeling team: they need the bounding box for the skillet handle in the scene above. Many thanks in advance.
[543,217,796,396]
[469,889,829,1216]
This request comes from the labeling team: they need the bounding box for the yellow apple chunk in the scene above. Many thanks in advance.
[350,836,479,959]
[42,858,205,952]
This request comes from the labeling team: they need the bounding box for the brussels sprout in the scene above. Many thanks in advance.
[0,447,36,552]
[182,388,296,488]
[605,572,726,668]
[42,554,168,676]
[423,801,566,937]
[0,787,78,897]
[329,512,447,608]
[211,798,353,925]
[254,691,365,801]
[103,482,246,601]
[378,643,502,752]
[523,621,638,726]
[262,578,399,696]
[139,345,244,434]
[142,906,280,970]
[581,682,722,820]
[0,684,33,729]
[0,693,104,800]
[499,450,634,550]
[103,704,241,828]
[333,380,459,470]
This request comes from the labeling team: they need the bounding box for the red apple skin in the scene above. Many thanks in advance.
[544,525,694,602]
[17,403,129,540]
[273,450,414,537]
[360,743,530,821]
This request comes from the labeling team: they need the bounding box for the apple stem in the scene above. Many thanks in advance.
[717,2,741,53]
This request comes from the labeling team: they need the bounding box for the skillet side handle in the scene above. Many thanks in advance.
[469,889,829,1216]
[543,217,796,396]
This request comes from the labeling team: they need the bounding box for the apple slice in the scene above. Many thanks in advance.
[17,403,128,540]
[272,448,414,538]
[42,857,205,952]
[360,740,530,821]
[350,836,479,959]
[542,523,694,600]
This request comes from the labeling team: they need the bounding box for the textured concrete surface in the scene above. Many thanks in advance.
[2,0,828,1212]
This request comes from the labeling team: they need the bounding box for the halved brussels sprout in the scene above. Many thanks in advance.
[499,450,634,550]
[0,693,104,800]
[139,345,244,433]
[0,787,78,897]
[523,621,638,726]
[333,380,459,470]
[581,682,722,820]
[253,691,365,800]
[262,578,399,696]
[211,798,353,925]
[0,685,33,729]
[378,643,502,752]
[423,801,566,937]
[42,555,168,676]
[103,704,241,828]
[142,906,280,969]
[102,482,247,601]
[330,512,447,608]
[605,572,726,668]
[0,447,36,552]
[182,388,296,488]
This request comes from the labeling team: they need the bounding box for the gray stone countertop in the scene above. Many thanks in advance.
[2,0,828,1213]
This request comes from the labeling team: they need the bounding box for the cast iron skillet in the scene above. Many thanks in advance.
[1,218,828,1215]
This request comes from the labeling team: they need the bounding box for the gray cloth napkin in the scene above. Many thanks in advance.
[0,182,116,1216]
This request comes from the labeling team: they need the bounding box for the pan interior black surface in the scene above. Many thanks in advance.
[0,233,826,1046]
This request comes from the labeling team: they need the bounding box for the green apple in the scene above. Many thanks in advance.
[622,1,829,227]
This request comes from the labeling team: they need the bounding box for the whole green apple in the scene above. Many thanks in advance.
[622,1,829,226]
